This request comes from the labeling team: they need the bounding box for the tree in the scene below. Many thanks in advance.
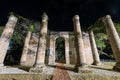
[5,14,36,64]
[89,18,114,59]
[114,22,120,37]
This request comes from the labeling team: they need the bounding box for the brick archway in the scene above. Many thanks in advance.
[48,32,70,65]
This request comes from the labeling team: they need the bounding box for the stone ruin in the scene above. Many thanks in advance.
[0,13,120,72]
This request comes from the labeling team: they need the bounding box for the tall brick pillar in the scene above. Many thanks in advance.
[65,37,70,65]
[0,15,18,66]
[89,29,101,66]
[102,15,120,71]
[34,13,48,67]
[20,31,32,66]
[48,36,55,65]
[73,15,86,67]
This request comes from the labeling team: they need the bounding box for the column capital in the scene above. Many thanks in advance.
[9,15,18,22]
[102,15,111,21]
[105,15,111,19]
[42,13,48,22]
[73,15,80,21]
[0,14,18,67]
[88,29,93,36]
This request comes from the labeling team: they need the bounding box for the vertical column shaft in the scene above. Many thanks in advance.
[34,13,48,67]
[20,31,32,65]
[0,15,18,66]
[89,30,101,65]
[102,15,120,70]
[65,38,70,64]
[48,37,55,64]
[53,39,56,64]
[73,15,86,66]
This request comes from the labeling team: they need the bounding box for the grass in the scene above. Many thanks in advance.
[0,26,4,36]
[0,74,53,80]
[69,61,120,80]
[89,61,116,70]
[0,61,119,80]
[70,74,120,80]
[6,65,31,72]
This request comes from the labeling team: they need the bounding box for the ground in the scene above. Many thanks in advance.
[0,61,120,80]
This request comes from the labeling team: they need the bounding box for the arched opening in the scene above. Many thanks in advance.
[55,37,65,63]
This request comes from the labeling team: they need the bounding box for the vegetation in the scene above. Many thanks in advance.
[0,26,4,36]
[0,13,40,65]
[5,15,33,65]
[0,12,41,65]
[89,17,120,60]
[70,74,120,80]
[69,61,118,80]
[0,74,52,80]
[55,37,65,62]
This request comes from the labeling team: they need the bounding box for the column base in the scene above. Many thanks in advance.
[78,67,93,73]
[48,61,55,65]
[93,62,101,66]
[0,63,4,67]
[30,63,46,73]
[75,63,88,72]
[29,65,46,73]
[20,61,26,66]
[79,63,88,68]
[34,63,46,67]
[113,62,120,71]
[75,64,93,73]
[20,61,32,67]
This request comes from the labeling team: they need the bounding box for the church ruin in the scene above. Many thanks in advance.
[20,14,95,68]
[0,13,120,72]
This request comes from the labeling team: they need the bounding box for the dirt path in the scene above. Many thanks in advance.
[52,63,71,80]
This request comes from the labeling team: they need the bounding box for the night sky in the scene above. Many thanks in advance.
[0,0,120,31]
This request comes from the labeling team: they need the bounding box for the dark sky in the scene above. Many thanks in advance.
[0,0,120,31]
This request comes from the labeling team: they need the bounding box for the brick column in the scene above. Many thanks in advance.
[48,36,55,65]
[34,13,48,67]
[20,31,32,66]
[65,37,70,64]
[0,15,18,66]
[89,30,101,66]
[102,15,120,71]
[73,15,86,67]
[53,39,56,64]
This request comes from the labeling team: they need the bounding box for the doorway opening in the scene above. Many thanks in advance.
[55,37,65,63]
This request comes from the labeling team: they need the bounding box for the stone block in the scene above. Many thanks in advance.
[29,66,46,73]
[113,62,120,71]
